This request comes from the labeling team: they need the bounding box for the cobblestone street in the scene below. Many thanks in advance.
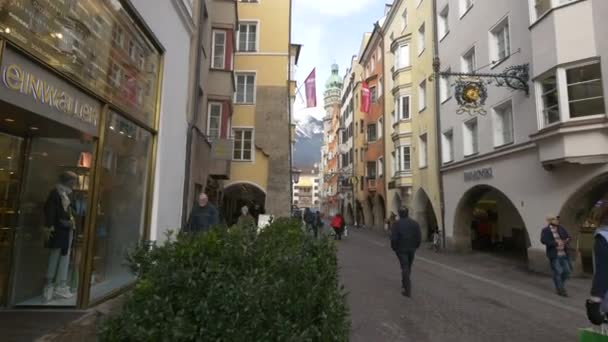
[338,228,591,342]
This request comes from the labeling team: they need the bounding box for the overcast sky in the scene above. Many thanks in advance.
[291,0,388,122]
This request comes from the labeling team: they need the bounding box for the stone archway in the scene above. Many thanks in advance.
[373,195,386,230]
[559,172,608,273]
[391,192,402,217]
[223,182,267,226]
[453,185,530,259]
[413,189,439,242]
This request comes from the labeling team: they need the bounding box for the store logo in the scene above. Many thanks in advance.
[464,167,493,182]
[2,63,99,126]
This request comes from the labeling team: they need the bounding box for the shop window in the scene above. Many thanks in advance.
[90,112,152,302]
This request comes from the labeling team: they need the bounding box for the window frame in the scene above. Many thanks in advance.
[442,129,454,164]
[440,69,452,103]
[232,127,255,162]
[490,16,511,66]
[461,46,476,73]
[419,133,428,168]
[237,21,259,53]
[438,5,450,40]
[492,99,514,147]
[234,72,256,104]
[418,80,427,112]
[394,43,411,71]
[207,101,223,140]
[529,0,576,23]
[367,122,378,142]
[212,29,227,69]
[417,23,426,56]
[397,95,411,120]
[460,0,474,18]
[463,117,479,156]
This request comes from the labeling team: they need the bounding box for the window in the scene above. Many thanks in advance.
[419,133,428,168]
[460,0,474,17]
[538,62,606,127]
[378,157,384,177]
[367,123,377,142]
[110,63,121,87]
[438,5,449,39]
[442,130,454,163]
[396,95,411,120]
[463,118,479,156]
[112,26,124,48]
[540,74,559,125]
[493,100,514,146]
[378,118,383,138]
[212,30,226,69]
[233,129,253,161]
[128,40,137,61]
[400,146,411,171]
[235,73,255,104]
[371,86,377,103]
[462,47,476,73]
[366,161,377,179]
[394,44,410,70]
[491,18,510,63]
[360,119,364,133]
[418,80,427,111]
[566,63,605,118]
[440,70,452,102]
[417,0,423,7]
[378,78,383,97]
[207,102,222,140]
[533,0,576,20]
[238,22,257,52]
[401,9,408,31]
[417,23,426,55]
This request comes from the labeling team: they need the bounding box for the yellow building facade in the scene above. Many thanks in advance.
[382,0,442,238]
[224,0,293,223]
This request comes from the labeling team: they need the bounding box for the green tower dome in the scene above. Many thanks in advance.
[325,63,343,89]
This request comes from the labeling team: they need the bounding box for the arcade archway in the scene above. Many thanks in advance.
[453,185,530,259]
[373,195,386,230]
[223,182,267,226]
[391,192,402,217]
[413,189,439,241]
[363,196,374,228]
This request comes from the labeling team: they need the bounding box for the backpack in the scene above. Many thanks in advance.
[331,216,342,228]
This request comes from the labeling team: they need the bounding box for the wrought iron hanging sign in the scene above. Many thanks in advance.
[433,60,530,116]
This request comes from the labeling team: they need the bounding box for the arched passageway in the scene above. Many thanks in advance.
[391,193,402,217]
[454,185,530,260]
[559,172,608,273]
[413,189,439,242]
[346,203,354,225]
[374,195,386,230]
[223,182,266,226]
[363,196,374,228]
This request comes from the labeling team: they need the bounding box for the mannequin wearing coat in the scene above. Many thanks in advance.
[42,171,78,302]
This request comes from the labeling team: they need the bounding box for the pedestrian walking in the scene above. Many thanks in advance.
[304,208,315,234]
[313,211,323,238]
[540,215,572,297]
[331,213,346,240]
[184,192,219,234]
[586,214,608,325]
[390,207,421,298]
[237,205,255,229]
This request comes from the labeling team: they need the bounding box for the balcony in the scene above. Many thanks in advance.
[209,138,234,179]
[531,117,608,169]
[208,69,235,101]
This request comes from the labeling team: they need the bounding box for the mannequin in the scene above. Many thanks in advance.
[42,171,78,302]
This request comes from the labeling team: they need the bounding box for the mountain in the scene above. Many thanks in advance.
[294,114,323,169]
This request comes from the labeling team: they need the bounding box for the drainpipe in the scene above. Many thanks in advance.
[375,21,388,225]
[431,0,447,248]
[288,0,294,215]
[181,0,206,227]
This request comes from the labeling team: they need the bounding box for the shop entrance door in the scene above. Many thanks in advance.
[0,133,25,307]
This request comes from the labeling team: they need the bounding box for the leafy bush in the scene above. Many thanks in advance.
[99,218,350,341]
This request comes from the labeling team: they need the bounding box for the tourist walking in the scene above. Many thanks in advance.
[540,215,572,297]
[184,193,219,234]
[586,215,608,325]
[331,213,346,240]
[390,207,421,298]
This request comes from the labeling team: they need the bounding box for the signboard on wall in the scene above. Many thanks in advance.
[464,167,493,182]
[0,46,101,136]
[0,0,161,127]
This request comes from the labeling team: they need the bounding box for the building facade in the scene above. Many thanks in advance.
[292,168,321,212]
[222,0,293,224]
[438,0,608,274]
[0,0,194,308]
[359,22,387,230]
[337,57,356,224]
[320,64,343,216]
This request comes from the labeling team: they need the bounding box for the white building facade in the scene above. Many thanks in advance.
[438,0,608,274]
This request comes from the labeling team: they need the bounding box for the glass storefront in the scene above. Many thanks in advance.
[90,112,152,301]
[0,0,161,309]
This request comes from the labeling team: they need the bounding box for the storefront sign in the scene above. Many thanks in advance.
[0,47,100,136]
[0,0,161,127]
[464,167,493,182]
[211,139,235,160]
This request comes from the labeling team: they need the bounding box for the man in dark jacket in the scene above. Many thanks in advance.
[304,208,314,232]
[185,193,219,234]
[540,215,572,297]
[390,207,422,297]
[586,219,608,325]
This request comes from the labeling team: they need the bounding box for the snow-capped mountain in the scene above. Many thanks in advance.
[294,114,323,169]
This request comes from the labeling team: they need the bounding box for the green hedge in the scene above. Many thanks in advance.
[99,218,350,341]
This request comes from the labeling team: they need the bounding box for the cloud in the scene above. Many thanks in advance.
[295,0,374,17]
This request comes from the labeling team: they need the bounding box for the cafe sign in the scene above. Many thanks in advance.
[0,47,101,136]
[464,167,493,182]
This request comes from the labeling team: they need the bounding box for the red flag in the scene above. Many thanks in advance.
[361,80,371,114]
[304,68,317,108]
